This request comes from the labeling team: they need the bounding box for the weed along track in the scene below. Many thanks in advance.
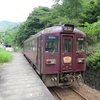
[49,87,88,100]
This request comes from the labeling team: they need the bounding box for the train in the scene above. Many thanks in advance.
[23,24,86,87]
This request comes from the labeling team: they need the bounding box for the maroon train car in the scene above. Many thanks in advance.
[23,24,86,87]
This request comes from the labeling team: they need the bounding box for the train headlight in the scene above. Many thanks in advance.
[78,58,85,63]
[46,59,56,65]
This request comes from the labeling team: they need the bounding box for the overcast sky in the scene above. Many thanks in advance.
[0,0,54,22]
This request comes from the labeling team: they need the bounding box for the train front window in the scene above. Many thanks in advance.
[64,39,71,52]
[76,38,85,52]
[45,36,58,52]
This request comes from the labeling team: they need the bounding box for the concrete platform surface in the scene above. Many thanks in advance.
[0,52,55,100]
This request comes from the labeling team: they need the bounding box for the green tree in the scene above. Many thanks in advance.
[81,0,100,24]
[3,29,17,46]
[0,33,3,42]
[16,6,51,46]
[53,0,84,19]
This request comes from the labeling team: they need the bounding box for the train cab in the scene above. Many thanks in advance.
[41,24,86,87]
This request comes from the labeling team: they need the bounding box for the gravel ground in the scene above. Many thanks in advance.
[72,83,100,100]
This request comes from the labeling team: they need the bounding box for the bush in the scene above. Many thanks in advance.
[0,48,11,63]
[86,51,100,71]
[79,21,100,45]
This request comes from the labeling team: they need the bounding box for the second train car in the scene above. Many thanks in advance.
[23,24,86,87]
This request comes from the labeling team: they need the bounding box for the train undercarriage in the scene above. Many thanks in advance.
[42,71,85,87]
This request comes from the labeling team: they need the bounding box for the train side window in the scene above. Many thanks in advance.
[45,36,58,52]
[76,38,85,52]
[64,39,71,52]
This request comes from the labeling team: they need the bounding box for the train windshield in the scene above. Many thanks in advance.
[76,38,85,52]
[64,39,71,52]
[45,36,58,52]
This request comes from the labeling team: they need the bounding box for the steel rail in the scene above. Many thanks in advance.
[52,89,63,100]
[70,87,89,100]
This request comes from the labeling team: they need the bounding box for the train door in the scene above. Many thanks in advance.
[61,34,73,72]
[37,37,41,71]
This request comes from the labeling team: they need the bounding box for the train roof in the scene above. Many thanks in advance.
[24,24,86,43]
[42,25,85,35]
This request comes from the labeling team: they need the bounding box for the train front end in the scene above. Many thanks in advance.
[41,24,86,87]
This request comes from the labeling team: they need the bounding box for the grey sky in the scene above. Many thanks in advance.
[0,0,54,22]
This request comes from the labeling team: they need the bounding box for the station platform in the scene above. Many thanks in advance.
[0,52,55,100]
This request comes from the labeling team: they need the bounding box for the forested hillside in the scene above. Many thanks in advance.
[0,20,19,32]
[0,20,20,47]
[0,20,14,26]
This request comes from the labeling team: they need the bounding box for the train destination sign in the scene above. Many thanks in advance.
[63,24,74,32]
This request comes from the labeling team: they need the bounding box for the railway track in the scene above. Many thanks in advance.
[49,87,88,100]
[70,87,88,100]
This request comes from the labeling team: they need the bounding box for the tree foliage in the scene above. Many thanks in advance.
[80,21,100,45]
[81,0,100,24]
[16,6,51,46]
[86,50,100,71]
[53,0,85,19]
